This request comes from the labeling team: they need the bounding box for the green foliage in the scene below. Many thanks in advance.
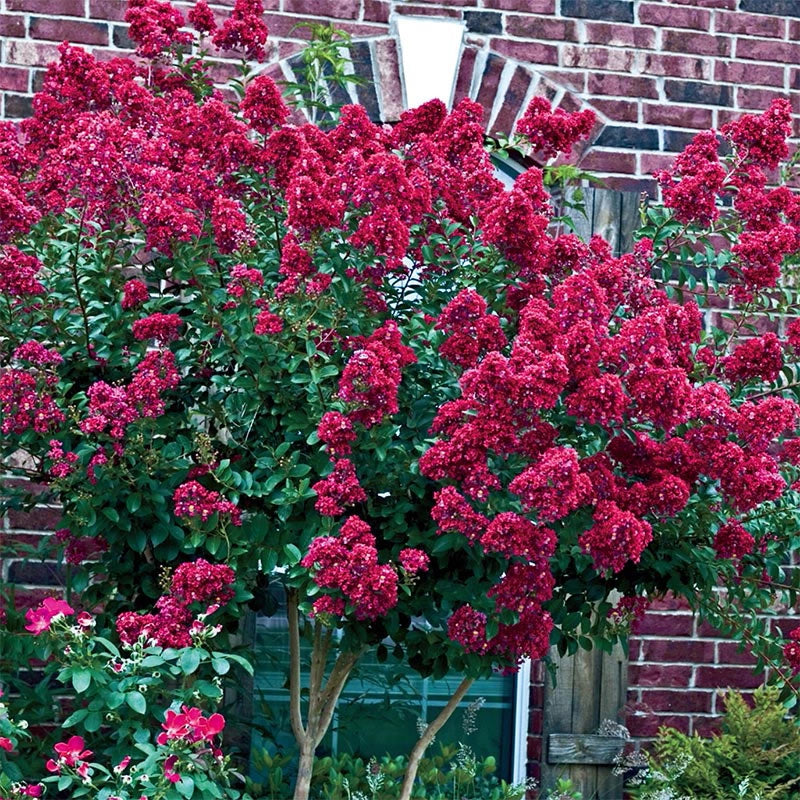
[249,744,529,800]
[631,686,800,800]
[281,23,364,126]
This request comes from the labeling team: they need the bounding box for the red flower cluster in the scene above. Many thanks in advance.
[116,558,234,647]
[785,626,800,673]
[170,558,235,604]
[0,370,64,434]
[125,0,191,59]
[311,459,367,517]
[713,519,755,560]
[80,349,180,441]
[302,516,401,620]
[515,96,596,159]
[337,321,416,428]
[132,312,183,343]
[173,480,242,526]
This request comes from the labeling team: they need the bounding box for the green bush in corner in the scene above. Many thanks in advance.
[630,686,800,800]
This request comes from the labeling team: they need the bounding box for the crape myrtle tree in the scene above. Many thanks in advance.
[2,0,800,797]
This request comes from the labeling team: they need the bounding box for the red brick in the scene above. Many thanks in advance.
[505,15,577,41]
[562,45,635,71]
[737,87,793,112]
[696,619,725,637]
[539,69,586,92]
[529,685,544,708]
[646,593,691,612]
[630,664,693,688]
[482,0,555,9]
[529,708,543,735]
[285,0,359,12]
[375,37,402,122]
[579,149,637,174]
[663,29,730,58]
[716,11,785,38]
[643,103,713,128]
[5,39,61,67]
[30,17,109,45]
[639,3,711,29]
[695,667,763,690]
[452,45,478,105]
[491,66,533,136]
[669,0,734,7]
[640,639,715,664]
[713,311,780,335]
[489,38,558,65]
[0,66,29,92]
[625,713,690,737]
[715,60,785,88]
[635,613,694,637]
[643,53,711,80]
[8,0,84,11]
[363,0,390,23]
[717,642,758,666]
[7,507,62,531]
[476,53,505,121]
[584,21,656,48]
[589,98,638,122]
[792,20,800,40]
[640,690,712,714]
[89,0,127,20]
[691,716,722,737]
[588,73,658,99]
[0,14,26,37]
[527,735,542,761]
[639,153,675,175]
[393,4,462,17]
[736,38,800,64]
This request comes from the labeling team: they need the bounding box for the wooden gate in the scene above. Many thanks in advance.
[540,644,629,800]
[538,188,643,800]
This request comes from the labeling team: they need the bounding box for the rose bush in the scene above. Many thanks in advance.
[0,561,253,799]
[2,0,800,798]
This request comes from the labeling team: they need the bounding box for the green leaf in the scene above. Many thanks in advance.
[72,669,91,694]
[179,648,202,675]
[126,690,147,715]
[211,657,230,675]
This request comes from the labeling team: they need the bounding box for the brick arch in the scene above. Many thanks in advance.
[254,34,608,164]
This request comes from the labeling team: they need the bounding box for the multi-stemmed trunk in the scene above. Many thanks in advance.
[286,588,474,800]
[287,589,364,800]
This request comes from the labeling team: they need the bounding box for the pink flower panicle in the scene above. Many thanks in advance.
[302,516,399,620]
[121,279,149,310]
[515,96,596,159]
[311,458,367,517]
[173,480,242,526]
[124,0,191,59]
[132,312,183,343]
[317,411,356,459]
[212,0,268,61]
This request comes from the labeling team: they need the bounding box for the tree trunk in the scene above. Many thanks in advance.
[398,676,475,800]
[293,741,316,800]
[286,588,364,800]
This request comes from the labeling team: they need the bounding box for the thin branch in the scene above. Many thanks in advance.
[286,588,306,742]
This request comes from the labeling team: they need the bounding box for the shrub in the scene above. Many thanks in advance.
[630,686,800,800]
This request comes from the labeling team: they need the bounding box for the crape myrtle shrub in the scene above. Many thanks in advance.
[2,0,800,796]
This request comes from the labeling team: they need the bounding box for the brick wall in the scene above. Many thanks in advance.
[1,0,799,188]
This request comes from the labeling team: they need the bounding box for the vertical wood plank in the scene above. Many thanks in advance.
[541,646,576,794]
